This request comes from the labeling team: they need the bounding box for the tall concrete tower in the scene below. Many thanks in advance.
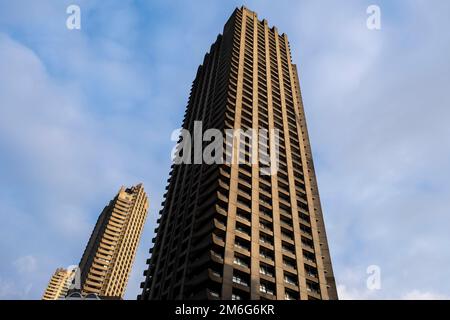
[140,7,337,300]
[79,184,149,298]
[42,268,76,300]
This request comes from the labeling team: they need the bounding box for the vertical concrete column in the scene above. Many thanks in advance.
[222,9,248,300]
[250,11,261,300]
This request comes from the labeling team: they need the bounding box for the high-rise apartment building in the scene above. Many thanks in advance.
[79,184,149,298]
[42,268,76,300]
[139,7,337,300]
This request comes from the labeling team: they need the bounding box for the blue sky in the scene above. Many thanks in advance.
[1,0,450,300]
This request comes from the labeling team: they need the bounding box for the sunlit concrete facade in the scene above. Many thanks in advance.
[140,7,337,300]
[79,184,149,298]
[42,268,76,300]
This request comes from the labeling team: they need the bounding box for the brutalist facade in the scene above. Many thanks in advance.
[139,6,337,300]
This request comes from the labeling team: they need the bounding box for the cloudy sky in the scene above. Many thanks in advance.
[1,0,449,300]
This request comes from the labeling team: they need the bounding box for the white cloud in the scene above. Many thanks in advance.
[0,8,169,298]
[277,0,450,300]
[0,278,18,299]
[0,33,106,237]
[403,290,450,300]
[0,277,33,300]
[2,0,450,300]
[337,286,450,301]
[337,285,373,300]
[13,255,37,274]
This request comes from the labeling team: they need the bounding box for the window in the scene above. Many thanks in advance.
[232,273,249,287]
[232,294,242,300]
[305,265,318,278]
[210,269,221,278]
[306,280,320,295]
[284,272,298,286]
[259,281,275,295]
[281,228,294,241]
[282,241,295,255]
[285,289,299,300]
[301,236,314,249]
[234,254,250,268]
[211,250,223,260]
[236,222,251,236]
[280,215,292,227]
[259,219,272,231]
[235,237,250,251]
[260,232,273,245]
[283,256,297,270]
[236,208,250,222]
[300,223,312,235]
[303,250,316,262]
[260,247,274,261]
[259,206,272,218]
[259,264,274,277]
